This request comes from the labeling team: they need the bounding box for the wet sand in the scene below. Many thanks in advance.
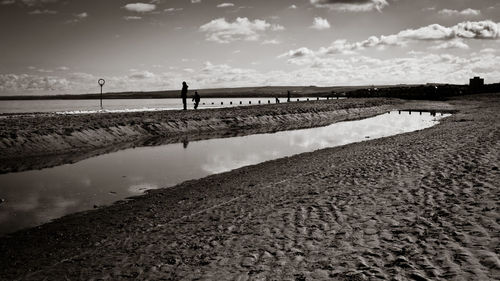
[0,94,499,280]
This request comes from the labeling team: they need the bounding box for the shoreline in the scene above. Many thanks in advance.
[0,94,498,280]
[0,98,402,173]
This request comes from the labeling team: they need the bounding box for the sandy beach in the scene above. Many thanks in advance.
[0,94,499,280]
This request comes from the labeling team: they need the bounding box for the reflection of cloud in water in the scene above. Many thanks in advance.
[36,197,78,223]
[10,194,40,212]
[202,153,267,174]
[128,183,159,194]
[81,178,92,187]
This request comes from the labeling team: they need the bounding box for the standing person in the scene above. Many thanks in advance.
[287,90,291,102]
[181,81,188,110]
[192,91,201,109]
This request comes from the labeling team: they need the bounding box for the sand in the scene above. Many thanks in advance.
[0,94,498,280]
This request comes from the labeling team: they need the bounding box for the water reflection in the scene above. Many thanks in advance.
[0,111,449,235]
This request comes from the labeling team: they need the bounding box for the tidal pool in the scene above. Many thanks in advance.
[0,111,449,235]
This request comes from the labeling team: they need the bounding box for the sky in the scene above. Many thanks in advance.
[0,0,499,95]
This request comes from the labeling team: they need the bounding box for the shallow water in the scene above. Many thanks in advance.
[0,111,449,235]
[0,97,338,114]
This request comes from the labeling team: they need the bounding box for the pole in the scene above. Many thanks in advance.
[100,86,103,109]
[98,79,105,110]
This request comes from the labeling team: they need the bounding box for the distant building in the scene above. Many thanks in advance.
[469,76,484,88]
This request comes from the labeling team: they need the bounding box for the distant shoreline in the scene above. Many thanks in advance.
[0,85,414,100]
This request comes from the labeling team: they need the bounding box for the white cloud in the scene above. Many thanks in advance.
[271,24,285,31]
[217,3,234,8]
[429,39,469,50]
[289,4,297,9]
[191,0,201,3]
[439,8,481,17]
[199,17,273,43]
[281,20,500,58]
[124,3,156,13]
[310,0,389,12]
[0,74,70,92]
[28,9,57,14]
[310,17,330,30]
[480,48,496,53]
[262,39,280,45]
[278,47,316,59]
[164,7,183,12]
[75,12,87,19]
[65,12,87,23]
[2,0,58,6]
[276,53,500,86]
[124,16,142,20]
[128,71,155,80]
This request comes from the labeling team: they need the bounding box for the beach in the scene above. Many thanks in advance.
[0,94,498,280]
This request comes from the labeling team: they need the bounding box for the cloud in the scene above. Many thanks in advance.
[124,3,156,13]
[438,8,481,17]
[65,12,87,23]
[0,74,69,92]
[289,4,297,9]
[262,39,280,45]
[128,71,155,80]
[199,17,273,43]
[164,7,183,12]
[281,20,500,58]
[195,61,265,88]
[310,0,389,12]
[191,0,201,3]
[28,9,57,14]
[310,17,331,30]
[271,24,285,31]
[3,0,58,6]
[276,52,500,86]
[480,48,496,53]
[217,3,234,8]
[124,16,142,20]
[278,47,316,59]
[429,39,469,50]
[75,12,87,19]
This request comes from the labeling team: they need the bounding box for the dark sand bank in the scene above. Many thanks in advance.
[0,94,498,280]
[0,99,401,174]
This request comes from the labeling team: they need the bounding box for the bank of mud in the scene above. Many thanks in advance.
[0,99,401,173]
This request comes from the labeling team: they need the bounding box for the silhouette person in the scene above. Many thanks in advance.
[287,90,291,102]
[275,97,280,104]
[192,91,201,110]
[181,81,188,110]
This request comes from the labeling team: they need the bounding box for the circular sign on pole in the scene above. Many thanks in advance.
[98,79,105,110]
